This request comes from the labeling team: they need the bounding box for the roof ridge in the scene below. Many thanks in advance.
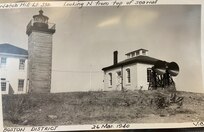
[102,55,161,71]
[0,43,27,50]
[0,43,28,56]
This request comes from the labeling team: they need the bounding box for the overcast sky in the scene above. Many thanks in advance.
[0,5,203,93]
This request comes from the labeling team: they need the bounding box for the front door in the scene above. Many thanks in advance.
[116,71,122,90]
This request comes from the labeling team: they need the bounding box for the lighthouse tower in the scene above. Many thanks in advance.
[26,10,56,93]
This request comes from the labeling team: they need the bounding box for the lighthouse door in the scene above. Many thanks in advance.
[116,71,122,90]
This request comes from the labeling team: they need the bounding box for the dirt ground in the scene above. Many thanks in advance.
[2,90,204,127]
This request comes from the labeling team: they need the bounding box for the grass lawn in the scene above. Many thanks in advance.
[2,90,204,127]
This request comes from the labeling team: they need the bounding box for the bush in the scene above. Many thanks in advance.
[2,94,36,124]
[154,95,167,109]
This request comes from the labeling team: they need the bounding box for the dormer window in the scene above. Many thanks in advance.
[142,50,147,55]
[133,52,136,57]
[126,49,148,59]
[136,51,139,56]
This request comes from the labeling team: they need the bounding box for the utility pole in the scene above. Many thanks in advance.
[89,64,92,90]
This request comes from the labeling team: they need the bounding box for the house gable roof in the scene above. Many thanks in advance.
[102,55,160,71]
[0,43,28,56]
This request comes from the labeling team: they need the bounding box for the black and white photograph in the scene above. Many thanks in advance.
[0,0,204,131]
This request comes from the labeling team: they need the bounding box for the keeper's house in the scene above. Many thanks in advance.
[102,49,160,91]
[0,43,28,94]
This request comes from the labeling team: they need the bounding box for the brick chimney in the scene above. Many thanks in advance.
[113,51,118,65]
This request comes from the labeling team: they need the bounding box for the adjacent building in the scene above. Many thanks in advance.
[0,44,28,94]
[102,49,161,91]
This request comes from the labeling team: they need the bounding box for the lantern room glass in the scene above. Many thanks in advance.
[33,10,48,24]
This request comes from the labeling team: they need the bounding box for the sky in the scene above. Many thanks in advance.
[0,5,203,93]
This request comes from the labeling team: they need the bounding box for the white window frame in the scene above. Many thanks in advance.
[126,68,131,84]
[0,57,7,68]
[18,79,24,92]
[108,73,112,87]
[19,59,25,70]
[1,78,7,91]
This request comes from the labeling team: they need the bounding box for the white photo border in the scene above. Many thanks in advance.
[0,0,204,131]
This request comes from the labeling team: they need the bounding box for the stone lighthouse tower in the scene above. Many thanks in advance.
[26,10,56,93]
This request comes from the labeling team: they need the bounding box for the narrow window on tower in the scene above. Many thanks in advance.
[1,78,7,91]
[126,68,131,84]
[108,73,112,87]
[19,59,25,70]
[18,79,24,92]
